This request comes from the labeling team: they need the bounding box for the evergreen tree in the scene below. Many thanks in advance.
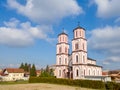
[19,62,24,69]
[24,63,29,72]
[30,64,37,77]
[46,65,49,72]
[50,69,54,76]
[39,65,54,77]
[19,62,31,72]
[28,64,31,72]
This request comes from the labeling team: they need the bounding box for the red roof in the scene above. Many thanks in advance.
[4,68,24,73]
[102,72,108,75]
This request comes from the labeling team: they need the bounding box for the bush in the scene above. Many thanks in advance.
[105,82,120,90]
[29,77,105,89]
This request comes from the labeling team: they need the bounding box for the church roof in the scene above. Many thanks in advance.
[87,57,96,61]
[58,32,68,37]
[73,25,85,32]
[87,64,102,68]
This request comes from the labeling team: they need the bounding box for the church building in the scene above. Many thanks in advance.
[55,25,102,80]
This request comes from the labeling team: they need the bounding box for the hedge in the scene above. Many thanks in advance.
[29,77,105,89]
[105,82,120,90]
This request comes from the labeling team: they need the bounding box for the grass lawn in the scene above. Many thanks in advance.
[0,80,29,85]
[0,83,103,90]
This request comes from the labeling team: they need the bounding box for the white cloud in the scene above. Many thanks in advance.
[7,0,83,23]
[0,18,54,47]
[88,26,120,68]
[94,0,120,18]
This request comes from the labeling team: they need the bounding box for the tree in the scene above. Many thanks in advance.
[30,64,37,77]
[19,62,24,69]
[39,65,54,77]
[24,63,29,72]
[46,65,49,72]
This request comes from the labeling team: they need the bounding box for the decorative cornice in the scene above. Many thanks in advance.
[72,37,87,41]
[72,50,87,53]
[56,65,68,67]
[56,42,69,45]
[72,63,102,68]
[56,53,69,55]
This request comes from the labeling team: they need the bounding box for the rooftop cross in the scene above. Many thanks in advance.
[62,28,65,33]
[78,21,80,26]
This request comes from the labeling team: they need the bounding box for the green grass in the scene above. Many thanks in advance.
[0,80,29,85]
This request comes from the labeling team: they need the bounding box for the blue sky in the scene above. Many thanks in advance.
[0,0,120,70]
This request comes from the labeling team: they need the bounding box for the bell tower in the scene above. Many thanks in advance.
[55,31,69,78]
[72,25,87,79]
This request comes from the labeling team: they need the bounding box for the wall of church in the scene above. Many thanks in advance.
[56,44,69,54]
[56,55,69,65]
[87,60,96,65]
[58,34,68,43]
[72,39,87,52]
[74,28,85,38]
[55,66,68,78]
[73,65,102,79]
[72,52,87,64]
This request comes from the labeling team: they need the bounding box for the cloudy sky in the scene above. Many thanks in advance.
[0,0,120,70]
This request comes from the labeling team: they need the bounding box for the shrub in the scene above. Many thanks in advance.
[105,82,120,90]
[29,77,105,89]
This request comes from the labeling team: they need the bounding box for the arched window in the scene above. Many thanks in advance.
[65,47,67,53]
[60,36,61,42]
[59,70,61,76]
[93,70,95,75]
[89,70,90,75]
[80,31,81,36]
[84,69,85,76]
[83,43,84,50]
[76,69,79,77]
[98,70,99,75]
[59,47,61,53]
[75,43,79,50]
[83,56,85,63]
[59,58,61,65]
[65,37,67,42]
[76,55,78,63]
[76,31,77,37]
[65,58,67,64]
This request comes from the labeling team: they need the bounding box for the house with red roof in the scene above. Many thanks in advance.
[2,68,25,81]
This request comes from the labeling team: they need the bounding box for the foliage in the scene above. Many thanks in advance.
[30,64,37,77]
[19,62,31,72]
[19,62,37,77]
[39,65,54,77]
[105,82,120,90]
[29,77,105,89]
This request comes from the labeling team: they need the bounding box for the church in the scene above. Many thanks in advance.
[55,25,102,80]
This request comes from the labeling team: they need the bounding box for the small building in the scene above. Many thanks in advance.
[2,68,24,81]
[110,72,120,83]
[36,70,41,77]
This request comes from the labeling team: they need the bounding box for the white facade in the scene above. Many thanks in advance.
[2,68,25,81]
[55,32,69,78]
[55,26,102,80]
